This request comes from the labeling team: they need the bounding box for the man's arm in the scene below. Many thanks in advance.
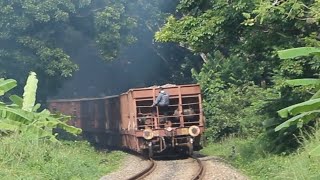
[152,94,162,107]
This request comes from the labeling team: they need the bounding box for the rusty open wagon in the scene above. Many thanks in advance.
[48,84,205,157]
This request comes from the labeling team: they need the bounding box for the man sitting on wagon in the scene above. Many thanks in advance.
[151,87,170,119]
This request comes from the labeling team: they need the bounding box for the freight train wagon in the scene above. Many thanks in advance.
[48,84,205,157]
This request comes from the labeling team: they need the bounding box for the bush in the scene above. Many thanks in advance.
[201,128,320,179]
[0,134,125,179]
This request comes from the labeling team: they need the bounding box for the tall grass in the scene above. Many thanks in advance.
[0,134,125,179]
[201,129,320,180]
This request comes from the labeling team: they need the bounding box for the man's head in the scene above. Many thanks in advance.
[159,87,165,93]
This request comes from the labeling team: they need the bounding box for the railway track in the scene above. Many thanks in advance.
[127,155,205,180]
[191,156,205,180]
[127,158,156,180]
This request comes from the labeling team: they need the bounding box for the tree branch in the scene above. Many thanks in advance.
[178,43,208,63]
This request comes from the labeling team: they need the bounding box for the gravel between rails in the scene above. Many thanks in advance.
[99,154,150,180]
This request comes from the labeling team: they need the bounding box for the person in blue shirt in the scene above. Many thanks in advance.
[152,87,170,121]
[152,87,169,107]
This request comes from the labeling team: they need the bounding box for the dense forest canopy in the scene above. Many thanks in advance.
[0,0,140,101]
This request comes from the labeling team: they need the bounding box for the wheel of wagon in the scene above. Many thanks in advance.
[148,145,153,158]
[187,142,193,156]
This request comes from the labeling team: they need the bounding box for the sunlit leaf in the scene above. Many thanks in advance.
[0,106,33,123]
[278,47,320,59]
[32,103,41,112]
[311,89,320,99]
[275,110,320,131]
[9,95,23,108]
[277,98,320,118]
[0,79,17,96]
[285,79,320,86]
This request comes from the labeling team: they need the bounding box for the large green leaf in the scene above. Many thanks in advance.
[32,103,41,112]
[277,98,320,118]
[9,95,23,108]
[311,89,320,100]
[278,47,320,59]
[57,123,82,135]
[275,110,320,131]
[22,72,38,112]
[0,106,33,124]
[22,125,55,141]
[285,79,320,86]
[0,79,17,96]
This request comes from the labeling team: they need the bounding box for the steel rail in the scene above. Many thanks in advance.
[191,156,205,180]
[127,158,156,180]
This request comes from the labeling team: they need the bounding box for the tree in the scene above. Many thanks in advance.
[0,0,136,101]
[155,0,320,144]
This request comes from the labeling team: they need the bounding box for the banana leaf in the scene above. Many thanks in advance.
[285,79,320,86]
[0,79,17,96]
[35,116,81,135]
[278,47,320,59]
[275,110,320,131]
[9,95,23,108]
[32,103,41,112]
[277,98,320,118]
[22,125,54,140]
[311,89,320,99]
[57,123,82,135]
[0,106,33,124]
[22,72,38,112]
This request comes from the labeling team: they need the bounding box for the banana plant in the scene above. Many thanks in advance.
[276,47,320,157]
[0,78,17,96]
[0,72,81,141]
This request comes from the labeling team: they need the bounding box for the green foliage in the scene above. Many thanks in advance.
[94,1,137,61]
[0,134,125,179]
[192,51,276,140]
[201,129,320,179]
[0,0,137,101]
[278,99,320,119]
[155,0,320,154]
[9,95,23,108]
[0,73,81,141]
[275,48,320,133]
[272,47,320,156]
[285,79,320,87]
[278,47,320,60]
[0,79,17,96]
